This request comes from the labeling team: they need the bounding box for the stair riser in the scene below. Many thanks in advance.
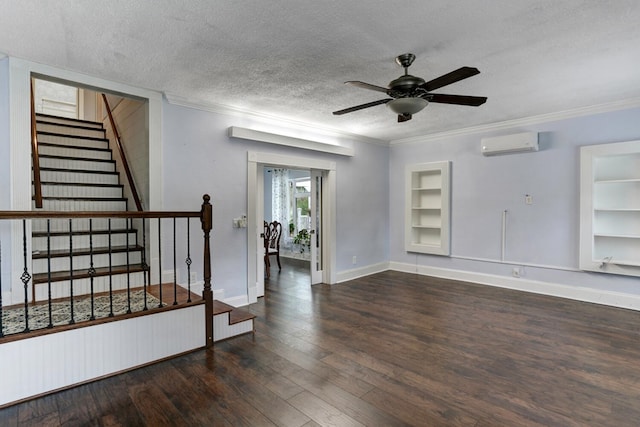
[39,145,112,161]
[41,185,123,199]
[33,252,143,273]
[36,199,128,211]
[33,233,135,251]
[39,157,115,172]
[33,272,146,302]
[37,123,105,139]
[32,218,131,233]
[39,170,120,185]
[38,133,108,150]
[213,315,254,342]
[36,115,104,129]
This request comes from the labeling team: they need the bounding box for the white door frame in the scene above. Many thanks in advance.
[247,151,336,303]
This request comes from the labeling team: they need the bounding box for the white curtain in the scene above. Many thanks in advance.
[272,168,290,239]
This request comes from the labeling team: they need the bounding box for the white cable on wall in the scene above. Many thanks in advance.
[501,209,507,262]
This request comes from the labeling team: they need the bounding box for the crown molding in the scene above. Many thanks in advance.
[229,126,354,157]
[164,92,388,147]
[390,97,640,145]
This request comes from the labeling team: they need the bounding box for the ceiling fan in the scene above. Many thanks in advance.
[333,53,487,122]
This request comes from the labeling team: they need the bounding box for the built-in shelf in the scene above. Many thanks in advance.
[580,140,640,276]
[405,161,451,255]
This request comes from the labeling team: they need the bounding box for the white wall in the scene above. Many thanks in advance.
[389,106,640,301]
[0,57,11,297]
[106,96,149,210]
[162,101,390,300]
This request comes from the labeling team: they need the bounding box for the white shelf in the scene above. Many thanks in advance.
[580,140,640,277]
[405,161,451,255]
[594,233,640,239]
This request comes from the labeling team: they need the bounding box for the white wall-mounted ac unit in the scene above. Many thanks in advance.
[481,132,539,156]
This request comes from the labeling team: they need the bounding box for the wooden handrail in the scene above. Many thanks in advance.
[0,194,214,347]
[0,210,201,220]
[101,94,143,211]
[30,78,43,209]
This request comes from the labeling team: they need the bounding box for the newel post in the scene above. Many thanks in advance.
[201,194,214,348]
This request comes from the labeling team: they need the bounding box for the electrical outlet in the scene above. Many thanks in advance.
[352,256,357,265]
[512,267,521,278]
[525,194,533,205]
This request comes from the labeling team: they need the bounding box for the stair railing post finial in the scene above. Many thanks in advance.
[201,194,214,348]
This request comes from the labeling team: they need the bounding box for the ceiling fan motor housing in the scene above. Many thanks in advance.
[389,74,426,95]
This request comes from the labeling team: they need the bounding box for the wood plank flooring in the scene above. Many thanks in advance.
[2,259,640,426]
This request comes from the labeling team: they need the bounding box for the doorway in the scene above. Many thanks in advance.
[247,152,336,303]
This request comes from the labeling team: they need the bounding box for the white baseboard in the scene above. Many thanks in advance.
[337,261,390,283]
[389,261,640,311]
[224,294,250,308]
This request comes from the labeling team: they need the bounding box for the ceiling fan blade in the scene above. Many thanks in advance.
[422,66,480,91]
[398,113,412,123]
[428,93,487,106]
[333,98,391,115]
[345,81,389,93]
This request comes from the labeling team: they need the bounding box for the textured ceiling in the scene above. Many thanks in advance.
[1,0,640,143]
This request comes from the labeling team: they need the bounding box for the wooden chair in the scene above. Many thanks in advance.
[264,220,282,278]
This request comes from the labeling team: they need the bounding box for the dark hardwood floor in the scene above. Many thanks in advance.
[2,258,640,426]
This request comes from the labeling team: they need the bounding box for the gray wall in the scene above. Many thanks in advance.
[0,58,10,293]
[162,101,390,299]
[389,106,640,294]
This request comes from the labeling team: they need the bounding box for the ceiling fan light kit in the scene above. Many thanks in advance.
[333,53,487,123]
[387,97,428,115]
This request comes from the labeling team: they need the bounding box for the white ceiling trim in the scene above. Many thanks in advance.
[391,97,640,146]
[165,92,388,146]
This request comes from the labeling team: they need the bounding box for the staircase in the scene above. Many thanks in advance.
[31,113,255,339]
[213,300,255,342]
[31,113,146,301]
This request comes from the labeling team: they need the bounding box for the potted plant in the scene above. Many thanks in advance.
[293,229,311,252]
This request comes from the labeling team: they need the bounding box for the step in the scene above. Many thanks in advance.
[39,168,120,185]
[39,155,116,173]
[32,218,132,234]
[32,246,144,273]
[213,300,256,324]
[40,182,124,199]
[37,122,106,139]
[213,300,256,342]
[32,270,147,301]
[32,264,147,285]
[38,143,113,161]
[36,197,128,211]
[36,113,104,129]
[33,230,138,252]
[37,132,109,150]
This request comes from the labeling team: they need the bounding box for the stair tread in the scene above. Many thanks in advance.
[33,228,137,237]
[40,181,123,188]
[36,113,103,128]
[39,167,119,175]
[37,119,105,132]
[39,196,127,201]
[32,244,144,259]
[37,130,108,142]
[213,300,256,324]
[40,154,115,163]
[33,264,147,284]
[38,141,112,153]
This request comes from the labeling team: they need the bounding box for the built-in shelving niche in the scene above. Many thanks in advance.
[580,140,640,277]
[405,161,451,255]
